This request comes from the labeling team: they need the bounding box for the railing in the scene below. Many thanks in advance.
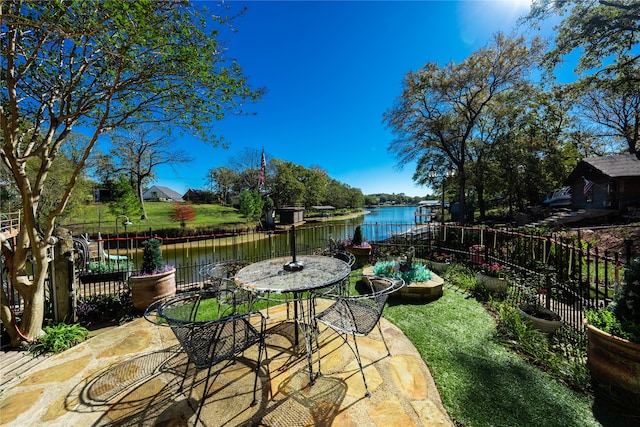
[0,211,21,238]
[5,221,630,345]
[3,219,634,427]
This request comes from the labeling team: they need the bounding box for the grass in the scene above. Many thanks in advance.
[383,282,601,427]
[63,201,251,235]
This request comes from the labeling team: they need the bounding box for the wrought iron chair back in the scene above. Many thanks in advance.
[315,276,404,397]
[152,289,266,424]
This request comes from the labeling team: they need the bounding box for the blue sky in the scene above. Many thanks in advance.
[155,0,549,197]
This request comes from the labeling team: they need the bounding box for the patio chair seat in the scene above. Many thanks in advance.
[152,290,266,425]
[315,276,404,397]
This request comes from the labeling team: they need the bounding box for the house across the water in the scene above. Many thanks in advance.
[564,154,640,219]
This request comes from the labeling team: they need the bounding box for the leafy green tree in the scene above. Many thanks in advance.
[108,175,142,220]
[99,126,192,219]
[238,189,263,222]
[529,1,640,155]
[302,166,329,207]
[384,33,543,224]
[571,72,640,155]
[530,0,640,79]
[0,1,262,346]
[270,160,306,207]
[206,166,238,205]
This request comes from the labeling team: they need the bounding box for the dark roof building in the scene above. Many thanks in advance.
[565,154,640,213]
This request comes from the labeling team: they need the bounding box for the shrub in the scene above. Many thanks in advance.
[137,238,169,275]
[29,323,89,356]
[586,256,640,343]
[373,260,432,283]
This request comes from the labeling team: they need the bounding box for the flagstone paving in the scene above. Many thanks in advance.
[0,301,453,426]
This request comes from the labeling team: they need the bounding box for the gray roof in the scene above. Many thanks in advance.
[583,154,640,178]
[143,185,184,201]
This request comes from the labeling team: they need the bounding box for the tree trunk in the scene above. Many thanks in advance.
[477,184,486,222]
[138,179,147,219]
[0,224,48,347]
[458,170,467,225]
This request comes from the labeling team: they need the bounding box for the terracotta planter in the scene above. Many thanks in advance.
[477,272,507,293]
[517,306,562,334]
[586,322,640,412]
[129,267,176,311]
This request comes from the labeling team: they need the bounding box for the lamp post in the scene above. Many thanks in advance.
[115,215,133,268]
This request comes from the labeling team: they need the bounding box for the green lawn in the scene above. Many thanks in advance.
[384,283,602,427]
[63,202,251,235]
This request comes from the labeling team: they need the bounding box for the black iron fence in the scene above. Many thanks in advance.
[3,222,631,343]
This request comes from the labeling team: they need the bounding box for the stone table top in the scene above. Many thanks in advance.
[235,255,350,294]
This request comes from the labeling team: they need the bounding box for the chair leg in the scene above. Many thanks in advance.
[376,321,392,357]
[179,357,190,392]
[194,363,215,426]
[350,334,371,398]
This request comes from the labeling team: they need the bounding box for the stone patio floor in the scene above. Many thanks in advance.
[0,300,453,426]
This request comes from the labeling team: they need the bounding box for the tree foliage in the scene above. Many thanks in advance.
[238,189,264,221]
[171,203,196,229]
[529,1,640,155]
[96,126,192,218]
[0,0,262,346]
[384,33,544,223]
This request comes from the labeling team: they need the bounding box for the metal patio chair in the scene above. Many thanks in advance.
[149,289,266,425]
[314,276,404,397]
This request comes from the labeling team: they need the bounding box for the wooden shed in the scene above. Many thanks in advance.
[565,154,640,214]
[278,206,305,225]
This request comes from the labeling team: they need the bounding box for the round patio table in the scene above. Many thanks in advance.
[235,255,351,384]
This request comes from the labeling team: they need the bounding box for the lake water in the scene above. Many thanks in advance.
[342,205,430,242]
[362,205,423,225]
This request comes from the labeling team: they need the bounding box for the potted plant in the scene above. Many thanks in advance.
[129,238,176,311]
[343,226,371,267]
[584,256,640,412]
[78,259,133,284]
[427,251,450,274]
[517,286,562,334]
[469,244,485,264]
[477,261,507,293]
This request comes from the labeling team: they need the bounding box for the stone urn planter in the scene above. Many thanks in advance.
[585,321,640,412]
[345,245,371,268]
[129,267,176,311]
[477,272,507,293]
[428,261,449,274]
[517,305,563,334]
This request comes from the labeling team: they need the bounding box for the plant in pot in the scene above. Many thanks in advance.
[369,246,441,300]
[79,259,133,284]
[517,285,562,334]
[584,256,640,412]
[343,226,371,267]
[428,250,450,274]
[129,238,176,311]
[476,261,507,293]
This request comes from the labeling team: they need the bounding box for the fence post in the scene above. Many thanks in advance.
[53,227,76,323]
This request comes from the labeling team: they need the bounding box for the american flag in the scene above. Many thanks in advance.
[583,178,594,195]
[259,149,266,187]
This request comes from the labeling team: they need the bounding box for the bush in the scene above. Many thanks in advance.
[139,238,166,275]
[29,323,89,356]
[586,256,640,343]
[76,291,135,326]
